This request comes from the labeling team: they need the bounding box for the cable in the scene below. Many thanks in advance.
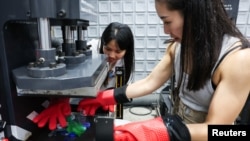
[128,106,153,116]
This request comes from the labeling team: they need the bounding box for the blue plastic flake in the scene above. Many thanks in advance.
[83,122,91,128]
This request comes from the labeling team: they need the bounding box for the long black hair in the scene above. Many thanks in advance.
[99,22,135,84]
[156,0,250,91]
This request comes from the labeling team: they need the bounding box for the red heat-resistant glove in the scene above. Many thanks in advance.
[114,114,191,141]
[102,105,115,112]
[77,89,117,116]
[114,117,170,141]
[33,98,71,130]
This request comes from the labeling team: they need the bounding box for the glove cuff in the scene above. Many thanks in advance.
[114,85,132,103]
[162,114,191,141]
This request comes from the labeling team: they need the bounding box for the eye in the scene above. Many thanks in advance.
[116,50,122,54]
[164,21,171,25]
[104,46,111,51]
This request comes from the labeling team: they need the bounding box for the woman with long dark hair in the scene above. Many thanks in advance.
[97,22,135,89]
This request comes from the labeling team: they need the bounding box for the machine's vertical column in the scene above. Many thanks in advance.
[115,67,125,119]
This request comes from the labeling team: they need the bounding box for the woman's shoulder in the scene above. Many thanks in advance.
[232,48,250,63]
[213,47,250,87]
[217,47,250,75]
[164,41,180,58]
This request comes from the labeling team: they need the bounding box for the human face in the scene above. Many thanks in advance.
[155,2,184,43]
[102,39,126,64]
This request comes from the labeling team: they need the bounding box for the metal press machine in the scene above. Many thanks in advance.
[0,0,113,140]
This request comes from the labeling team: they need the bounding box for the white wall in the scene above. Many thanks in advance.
[236,0,250,39]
